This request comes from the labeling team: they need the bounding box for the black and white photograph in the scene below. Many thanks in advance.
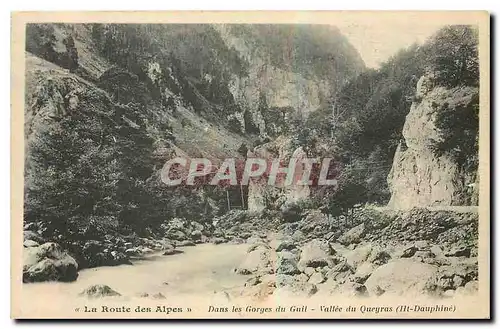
[11,11,490,319]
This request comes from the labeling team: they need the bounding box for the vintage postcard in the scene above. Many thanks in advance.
[11,11,490,319]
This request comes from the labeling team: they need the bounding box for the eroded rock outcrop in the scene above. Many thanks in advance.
[387,74,479,209]
[247,139,312,212]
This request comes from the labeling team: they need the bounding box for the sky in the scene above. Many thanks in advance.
[337,22,445,68]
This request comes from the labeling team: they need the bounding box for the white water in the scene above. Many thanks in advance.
[19,243,250,316]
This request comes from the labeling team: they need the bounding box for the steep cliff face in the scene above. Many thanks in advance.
[387,74,479,209]
[213,24,365,136]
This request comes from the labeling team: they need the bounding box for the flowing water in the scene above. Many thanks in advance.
[18,243,250,317]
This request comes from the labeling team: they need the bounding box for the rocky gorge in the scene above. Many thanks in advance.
[21,23,481,304]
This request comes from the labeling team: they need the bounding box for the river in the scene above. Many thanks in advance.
[18,243,251,318]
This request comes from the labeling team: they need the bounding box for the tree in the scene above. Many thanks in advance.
[424,25,479,87]
[25,24,58,62]
[243,110,260,134]
[63,35,79,72]
[324,165,367,217]
[432,93,479,167]
[325,44,427,203]
[25,110,123,239]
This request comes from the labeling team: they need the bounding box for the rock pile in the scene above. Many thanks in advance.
[234,207,478,299]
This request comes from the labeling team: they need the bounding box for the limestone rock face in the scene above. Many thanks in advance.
[387,75,479,209]
[215,24,364,137]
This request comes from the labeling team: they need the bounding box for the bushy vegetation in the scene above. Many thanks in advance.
[26,24,79,72]
[433,93,479,168]
[427,26,479,168]
[24,77,212,262]
[88,24,248,118]
[424,26,479,88]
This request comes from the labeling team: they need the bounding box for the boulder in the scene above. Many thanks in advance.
[229,237,246,245]
[125,248,140,256]
[326,259,355,283]
[138,246,154,254]
[304,267,316,276]
[338,282,368,297]
[426,261,478,293]
[124,245,155,256]
[244,276,261,287]
[455,280,478,296]
[364,259,437,296]
[338,223,366,246]
[344,243,372,269]
[270,239,296,252]
[79,284,121,298]
[276,251,300,275]
[296,273,309,283]
[291,230,306,243]
[162,245,182,255]
[275,274,297,288]
[442,289,455,298]
[366,247,392,265]
[401,246,418,258]
[177,240,195,247]
[353,262,376,284]
[163,243,175,250]
[169,230,186,241]
[236,248,271,275]
[23,242,78,283]
[430,245,444,257]
[23,230,45,244]
[152,292,166,299]
[190,230,202,240]
[247,236,266,245]
[445,246,471,258]
[212,237,227,245]
[413,250,436,261]
[23,240,39,248]
[298,239,335,269]
[241,280,275,300]
[308,272,326,285]
[273,282,318,298]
